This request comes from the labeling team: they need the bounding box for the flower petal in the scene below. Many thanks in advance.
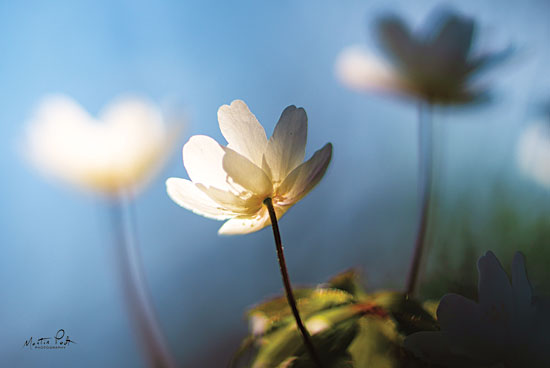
[26,95,94,167]
[263,105,307,183]
[431,13,474,65]
[99,96,164,133]
[196,184,261,215]
[25,95,116,190]
[218,208,270,235]
[405,331,479,367]
[218,100,268,167]
[437,293,482,339]
[477,251,514,313]
[166,178,234,220]
[511,252,533,312]
[517,123,550,189]
[436,294,497,362]
[335,46,409,94]
[277,143,332,205]
[30,94,93,128]
[183,135,232,192]
[375,15,417,68]
[222,148,273,197]
[217,206,286,235]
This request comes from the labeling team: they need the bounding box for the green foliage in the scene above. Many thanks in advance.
[421,182,550,300]
[247,288,355,336]
[231,270,439,368]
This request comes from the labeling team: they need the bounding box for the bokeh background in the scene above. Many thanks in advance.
[1,0,549,366]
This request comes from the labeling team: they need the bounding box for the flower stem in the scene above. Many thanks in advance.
[405,102,434,297]
[263,198,323,368]
[109,195,177,368]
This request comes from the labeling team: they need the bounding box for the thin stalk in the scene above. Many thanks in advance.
[109,194,177,368]
[405,102,434,296]
[263,197,323,368]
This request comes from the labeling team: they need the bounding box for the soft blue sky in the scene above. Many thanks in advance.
[1,0,549,366]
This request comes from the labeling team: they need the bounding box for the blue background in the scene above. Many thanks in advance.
[1,0,549,366]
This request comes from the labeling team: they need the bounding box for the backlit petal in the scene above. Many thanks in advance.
[222,148,272,198]
[218,100,268,166]
[277,143,332,205]
[335,46,409,94]
[263,105,307,183]
[218,208,270,235]
[183,135,232,192]
[218,206,286,235]
[99,96,164,133]
[197,184,262,215]
[166,178,234,220]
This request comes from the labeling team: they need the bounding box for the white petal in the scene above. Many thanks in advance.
[166,178,234,220]
[277,143,332,205]
[263,105,308,183]
[31,94,93,127]
[98,96,168,186]
[25,95,110,187]
[218,100,268,167]
[222,148,273,197]
[196,184,262,215]
[217,206,287,235]
[517,122,550,189]
[99,96,164,133]
[335,46,409,94]
[183,135,232,192]
[218,209,270,235]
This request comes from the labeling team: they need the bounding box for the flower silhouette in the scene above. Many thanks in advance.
[405,251,550,367]
[26,94,176,194]
[336,8,510,104]
[166,100,332,235]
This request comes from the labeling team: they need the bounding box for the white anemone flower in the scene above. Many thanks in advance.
[517,121,550,189]
[26,94,176,194]
[336,9,509,105]
[166,100,332,235]
[336,46,414,97]
[405,251,550,367]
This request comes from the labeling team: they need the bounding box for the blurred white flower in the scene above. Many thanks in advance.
[405,251,550,367]
[517,120,550,189]
[166,100,332,235]
[336,46,413,97]
[336,9,509,104]
[26,94,177,194]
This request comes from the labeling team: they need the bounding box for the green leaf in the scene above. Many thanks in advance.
[348,317,402,368]
[248,288,355,336]
[327,269,367,298]
[421,300,439,320]
[229,336,258,368]
[387,296,439,335]
[252,305,362,368]
[352,291,439,335]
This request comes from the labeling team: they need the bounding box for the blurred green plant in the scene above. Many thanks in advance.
[421,182,550,300]
[230,270,438,368]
